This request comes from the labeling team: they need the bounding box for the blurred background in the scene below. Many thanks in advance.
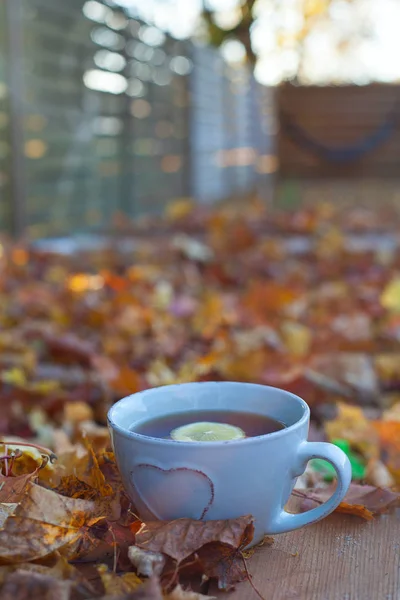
[1,0,400,239]
[1,1,400,517]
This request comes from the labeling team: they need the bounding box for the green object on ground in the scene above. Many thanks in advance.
[311,438,366,481]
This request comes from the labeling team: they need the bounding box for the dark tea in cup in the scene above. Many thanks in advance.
[130,409,285,441]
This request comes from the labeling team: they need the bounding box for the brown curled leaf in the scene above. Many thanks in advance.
[0,472,38,503]
[291,483,400,520]
[134,515,254,564]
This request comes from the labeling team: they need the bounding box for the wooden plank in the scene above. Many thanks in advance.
[214,512,400,600]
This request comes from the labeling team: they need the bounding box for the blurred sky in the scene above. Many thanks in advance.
[108,0,400,85]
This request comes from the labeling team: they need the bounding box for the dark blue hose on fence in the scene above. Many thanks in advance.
[281,109,398,163]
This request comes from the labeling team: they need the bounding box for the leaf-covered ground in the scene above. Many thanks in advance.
[0,199,400,598]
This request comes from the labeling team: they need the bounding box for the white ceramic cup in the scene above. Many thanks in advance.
[108,382,351,544]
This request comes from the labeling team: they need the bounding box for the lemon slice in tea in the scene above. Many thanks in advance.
[170,421,245,442]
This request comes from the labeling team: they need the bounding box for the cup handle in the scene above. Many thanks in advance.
[269,442,352,534]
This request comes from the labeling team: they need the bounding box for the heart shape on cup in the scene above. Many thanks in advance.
[131,464,215,521]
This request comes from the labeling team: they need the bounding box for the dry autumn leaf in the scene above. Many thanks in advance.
[0,554,95,597]
[165,200,194,221]
[0,441,54,478]
[292,483,400,520]
[165,585,216,599]
[325,403,379,459]
[242,282,298,321]
[0,517,81,565]
[91,355,142,397]
[0,472,38,502]
[97,564,143,595]
[374,354,400,388]
[99,576,163,600]
[380,276,400,312]
[0,570,72,600]
[42,332,97,368]
[366,459,395,488]
[280,320,312,357]
[0,482,103,564]
[133,516,254,591]
[0,505,17,528]
[372,420,400,482]
[382,402,400,421]
[194,542,248,590]
[50,443,113,497]
[128,546,166,577]
[133,516,254,565]
[307,354,379,402]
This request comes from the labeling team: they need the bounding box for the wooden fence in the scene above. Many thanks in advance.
[277,83,400,178]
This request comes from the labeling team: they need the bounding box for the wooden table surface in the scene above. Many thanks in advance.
[214,512,400,600]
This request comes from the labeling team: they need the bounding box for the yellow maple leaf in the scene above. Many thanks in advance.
[165,199,194,221]
[97,564,142,595]
[281,321,312,357]
[0,368,27,387]
[383,402,400,422]
[381,277,400,312]
[0,440,55,478]
[325,403,379,460]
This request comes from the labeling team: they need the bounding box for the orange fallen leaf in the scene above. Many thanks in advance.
[372,420,400,449]
[334,502,374,520]
[101,270,130,293]
[243,282,297,320]
[64,401,94,425]
[52,443,113,497]
[192,292,226,338]
[109,365,142,396]
[208,216,255,253]
[372,421,400,481]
